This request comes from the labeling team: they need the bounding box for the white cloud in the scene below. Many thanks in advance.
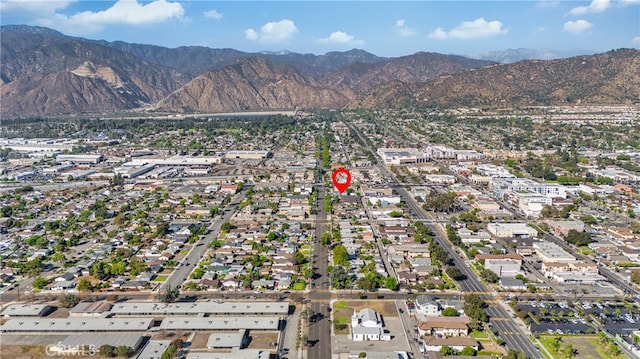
[621,0,640,4]
[568,0,611,15]
[563,19,593,34]
[394,19,417,37]
[428,18,507,39]
[0,0,76,15]
[316,31,364,46]
[203,9,222,20]
[36,0,184,35]
[244,19,298,44]
[245,29,258,41]
[632,36,640,46]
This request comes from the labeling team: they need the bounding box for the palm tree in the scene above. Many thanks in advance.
[613,308,622,318]
[562,343,577,358]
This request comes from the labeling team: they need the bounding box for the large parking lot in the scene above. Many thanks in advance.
[516,300,639,335]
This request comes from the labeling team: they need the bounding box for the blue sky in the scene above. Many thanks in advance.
[1,0,638,57]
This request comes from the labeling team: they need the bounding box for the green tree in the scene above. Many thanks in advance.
[91,261,109,280]
[155,222,169,237]
[58,293,80,308]
[424,191,458,212]
[320,232,333,246]
[565,230,592,246]
[460,346,476,356]
[446,266,465,280]
[294,251,308,265]
[33,277,48,290]
[330,266,351,289]
[463,293,488,331]
[99,344,115,357]
[159,285,180,303]
[442,307,458,317]
[357,272,381,291]
[440,346,457,355]
[221,221,232,232]
[190,267,204,279]
[115,345,132,358]
[504,349,529,359]
[384,276,398,291]
[333,245,349,266]
[77,279,92,292]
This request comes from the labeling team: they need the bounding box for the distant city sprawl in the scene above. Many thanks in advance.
[1,107,639,359]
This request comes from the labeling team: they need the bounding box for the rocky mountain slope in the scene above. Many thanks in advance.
[1,25,191,116]
[350,49,640,109]
[155,57,349,112]
[2,25,638,117]
[101,41,385,78]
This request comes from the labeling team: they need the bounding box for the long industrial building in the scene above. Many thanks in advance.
[1,318,153,332]
[109,301,289,316]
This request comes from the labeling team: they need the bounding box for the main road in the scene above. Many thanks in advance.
[308,166,332,359]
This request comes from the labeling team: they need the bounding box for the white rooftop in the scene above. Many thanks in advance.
[1,304,51,317]
[186,349,270,359]
[1,318,153,332]
[110,301,288,316]
[136,340,172,359]
[159,316,280,330]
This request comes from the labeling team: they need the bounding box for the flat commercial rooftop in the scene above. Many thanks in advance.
[186,349,270,359]
[136,339,172,359]
[1,318,153,332]
[1,304,52,317]
[207,329,246,348]
[58,333,145,350]
[159,316,280,330]
[110,302,288,316]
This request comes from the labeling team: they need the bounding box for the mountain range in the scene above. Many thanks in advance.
[1,25,638,117]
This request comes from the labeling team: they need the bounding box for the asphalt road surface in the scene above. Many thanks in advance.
[308,176,332,359]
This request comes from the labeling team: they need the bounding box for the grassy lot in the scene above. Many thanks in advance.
[471,330,489,340]
[538,335,628,359]
[292,281,306,290]
[579,246,596,256]
[333,314,351,335]
[300,244,312,255]
[152,275,168,282]
[333,300,348,310]
[586,337,628,359]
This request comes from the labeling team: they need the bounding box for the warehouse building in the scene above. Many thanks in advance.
[109,301,289,316]
[49,334,145,355]
[1,304,53,317]
[1,318,153,332]
[225,151,271,160]
[158,316,280,331]
[56,154,103,164]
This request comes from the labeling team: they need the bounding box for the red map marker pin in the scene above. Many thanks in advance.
[331,168,352,193]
